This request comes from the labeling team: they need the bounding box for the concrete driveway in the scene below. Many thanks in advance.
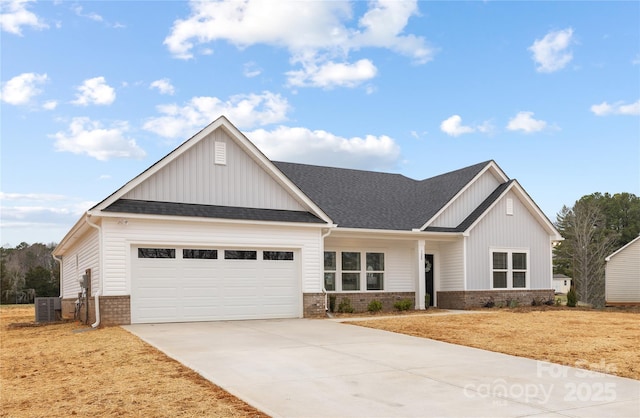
[124,319,640,418]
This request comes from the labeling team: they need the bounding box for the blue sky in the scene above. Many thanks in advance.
[1,0,639,247]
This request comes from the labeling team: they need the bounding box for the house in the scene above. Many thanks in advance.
[605,235,640,306]
[53,116,562,325]
[552,273,572,294]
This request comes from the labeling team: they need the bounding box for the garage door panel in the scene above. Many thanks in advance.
[131,246,300,323]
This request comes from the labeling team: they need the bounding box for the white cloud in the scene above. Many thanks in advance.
[633,54,640,66]
[72,76,116,106]
[0,72,48,105]
[52,117,146,160]
[0,0,48,35]
[506,111,548,133]
[42,100,57,110]
[590,100,640,116]
[440,115,476,137]
[150,78,175,95]
[243,62,262,78]
[247,125,401,171]
[71,4,103,22]
[0,192,66,201]
[164,0,432,88]
[143,91,290,139]
[529,28,574,73]
[287,59,377,89]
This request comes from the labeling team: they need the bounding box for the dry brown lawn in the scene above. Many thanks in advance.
[351,307,640,381]
[0,305,267,418]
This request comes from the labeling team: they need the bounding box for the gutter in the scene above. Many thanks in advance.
[85,214,102,328]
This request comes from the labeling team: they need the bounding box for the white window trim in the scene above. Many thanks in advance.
[324,249,386,292]
[490,248,530,289]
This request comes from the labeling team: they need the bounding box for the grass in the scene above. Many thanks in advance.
[350,306,640,380]
[0,305,267,418]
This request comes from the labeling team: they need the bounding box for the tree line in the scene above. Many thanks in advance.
[0,242,60,304]
[554,192,640,307]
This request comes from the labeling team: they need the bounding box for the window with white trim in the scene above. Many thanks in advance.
[491,249,528,289]
[323,251,385,291]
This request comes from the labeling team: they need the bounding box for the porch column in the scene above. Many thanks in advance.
[416,240,425,310]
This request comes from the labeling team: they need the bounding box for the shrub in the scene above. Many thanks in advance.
[393,298,413,311]
[544,298,555,306]
[337,297,354,313]
[566,288,577,307]
[367,299,383,313]
[424,293,430,309]
[483,297,495,308]
[555,298,562,306]
[328,294,336,313]
[508,299,519,309]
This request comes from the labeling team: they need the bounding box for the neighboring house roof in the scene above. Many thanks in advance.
[605,235,640,262]
[553,274,572,280]
[103,199,324,224]
[274,160,491,230]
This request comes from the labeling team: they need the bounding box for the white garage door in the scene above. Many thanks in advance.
[131,246,300,323]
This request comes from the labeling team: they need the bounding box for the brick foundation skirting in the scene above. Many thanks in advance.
[437,289,555,310]
[320,292,416,314]
[62,295,131,326]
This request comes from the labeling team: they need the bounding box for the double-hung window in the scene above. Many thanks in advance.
[491,249,528,289]
[323,251,385,291]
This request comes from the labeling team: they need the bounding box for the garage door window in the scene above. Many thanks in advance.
[225,250,257,260]
[138,248,175,258]
[263,251,294,261]
[183,249,217,259]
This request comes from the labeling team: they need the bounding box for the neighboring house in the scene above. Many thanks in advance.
[53,116,562,325]
[552,274,572,294]
[605,235,640,306]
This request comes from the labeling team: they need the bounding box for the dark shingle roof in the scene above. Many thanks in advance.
[274,160,495,230]
[103,199,324,224]
[424,180,514,233]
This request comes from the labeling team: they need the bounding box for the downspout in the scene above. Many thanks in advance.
[52,254,63,298]
[321,227,333,315]
[85,214,102,328]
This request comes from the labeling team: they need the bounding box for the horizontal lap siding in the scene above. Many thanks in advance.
[61,228,99,298]
[324,237,415,292]
[466,191,552,290]
[439,239,464,291]
[123,129,305,211]
[606,239,640,303]
[431,171,500,228]
[101,218,322,295]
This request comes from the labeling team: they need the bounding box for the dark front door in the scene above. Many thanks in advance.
[425,254,434,307]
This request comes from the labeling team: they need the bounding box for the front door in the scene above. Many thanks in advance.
[425,254,434,307]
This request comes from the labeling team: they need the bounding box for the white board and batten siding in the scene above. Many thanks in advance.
[437,239,465,291]
[606,236,640,304]
[430,170,501,228]
[60,228,100,299]
[123,128,305,212]
[465,190,552,290]
[100,217,323,297]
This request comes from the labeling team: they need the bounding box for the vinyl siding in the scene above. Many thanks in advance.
[431,171,501,228]
[324,237,416,292]
[438,239,465,291]
[606,238,640,303]
[61,227,100,298]
[100,217,323,295]
[466,191,552,290]
[123,128,305,211]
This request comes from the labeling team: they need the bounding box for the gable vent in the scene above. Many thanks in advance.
[214,141,227,165]
[506,198,514,215]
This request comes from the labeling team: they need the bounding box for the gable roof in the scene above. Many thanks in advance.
[606,235,640,262]
[274,160,491,230]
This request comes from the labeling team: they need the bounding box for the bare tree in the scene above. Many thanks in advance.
[555,198,619,307]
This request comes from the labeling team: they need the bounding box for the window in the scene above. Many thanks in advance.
[491,250,528,289]
[224,250,257,260]
[366,253,384,290]
[342,252,360,290]
[263,251,294,261]
[138,248,175,258]
[324,252,336,291]
[324,250,386,292]
[183,249,217,259]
